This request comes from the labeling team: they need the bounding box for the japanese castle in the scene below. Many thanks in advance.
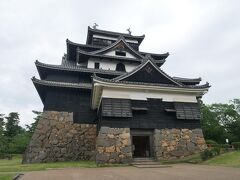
[24,26,210,164]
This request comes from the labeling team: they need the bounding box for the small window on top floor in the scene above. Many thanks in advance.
[115,51,126,57]
[116,63,126,72]
[94,62,100,69]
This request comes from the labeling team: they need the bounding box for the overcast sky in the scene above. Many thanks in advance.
[0,0,239,126]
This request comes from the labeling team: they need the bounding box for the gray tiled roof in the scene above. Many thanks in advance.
[87,26,145,43]
[93,74,210,89]
[112,58,184,86]
[35,60,124,76]
[67,39,169,61]
[172,77,202,83]
[32,77,92,89]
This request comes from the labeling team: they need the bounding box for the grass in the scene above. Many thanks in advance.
[159,153,203,165]
[1,152,239,179]
[0,154,97,180]
[202,151,240,168]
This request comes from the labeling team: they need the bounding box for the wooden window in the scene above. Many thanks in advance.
[94,62,100,69]
[115,51,126,56]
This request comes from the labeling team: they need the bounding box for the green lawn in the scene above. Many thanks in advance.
[1,152,240,180]
[202,151,240,167]
[0,155,97,180]
[159,151,240,168]
[160,153,203,164]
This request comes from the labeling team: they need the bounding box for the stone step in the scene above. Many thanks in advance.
[132,157,155,162]
[132,164,171,168]
[132,161,161,165]
[132,157,162,166]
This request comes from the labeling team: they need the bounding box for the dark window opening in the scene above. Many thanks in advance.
[116,63,126,72]
[92,38,112,46]
[94,62,100,69]
[132,136,150,157]
[115,51,126,56]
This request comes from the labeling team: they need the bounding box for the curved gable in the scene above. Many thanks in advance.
[115,60,182,86]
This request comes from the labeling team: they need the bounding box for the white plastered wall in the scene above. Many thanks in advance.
[87,58,138,72]
[104,50,136,59]
[101,87,198,103]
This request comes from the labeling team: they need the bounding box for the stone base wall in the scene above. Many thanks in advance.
[96,127,132,164]
[23,111,97,163]
[153,128,206,160]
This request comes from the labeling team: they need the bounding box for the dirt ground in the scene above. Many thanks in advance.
[21,164,240,180]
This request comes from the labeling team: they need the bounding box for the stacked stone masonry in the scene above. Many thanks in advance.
[23,111,207,163]
[154,128,207,160]
[96,127,132,164]
[23,111,97,163]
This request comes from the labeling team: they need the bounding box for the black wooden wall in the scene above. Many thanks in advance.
[99,98,201,130]
[44,88,96,124]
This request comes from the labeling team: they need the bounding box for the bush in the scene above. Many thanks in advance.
[232,142,240,150]
[205,140,218,146]
[220,144,229,148]
[201,147,221,161]
[201,149,214,160]
[7,133,31,154]
[212,146,220,155]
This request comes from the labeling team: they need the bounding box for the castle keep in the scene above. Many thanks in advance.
[24,26,210,163]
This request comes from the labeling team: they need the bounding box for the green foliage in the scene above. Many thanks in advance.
[25,110,42,134]
[201,149,214,160]
[4,113,23,138]
[205,140,218,145]
[220,144,229,148]
[201,104,227,143]
[201,147,220,161]
[201,99,240,144]
[7,133,31,154]
[0,114,7,154]
[231,142,240,150]
[0,114,5,136]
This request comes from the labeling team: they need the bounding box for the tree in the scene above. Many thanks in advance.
[26,110,42,134]
[4,112,23,138]
[201,104,227,143]
[0,114,7,153]
[209,103,239,127]
[201,99,240,143]
[0,114,4,136]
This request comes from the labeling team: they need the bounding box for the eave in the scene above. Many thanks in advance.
[35,60,124,79]
[32,77,92,104]
[140,51,169,60]
[86,26,145,45]
[172,77,202,85]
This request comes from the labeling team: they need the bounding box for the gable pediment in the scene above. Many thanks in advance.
[95,38,143,59]
[115,60,182,86]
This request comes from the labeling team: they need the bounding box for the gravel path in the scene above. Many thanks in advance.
[21,164,240,180]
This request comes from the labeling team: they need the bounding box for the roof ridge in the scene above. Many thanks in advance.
[172,76,202,82]
[88,26,145,38]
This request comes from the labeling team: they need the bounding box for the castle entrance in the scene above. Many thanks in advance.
[131,130,153,158]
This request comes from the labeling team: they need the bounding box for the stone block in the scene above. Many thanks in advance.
[105,146,115,153]
[96,153,110,162]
